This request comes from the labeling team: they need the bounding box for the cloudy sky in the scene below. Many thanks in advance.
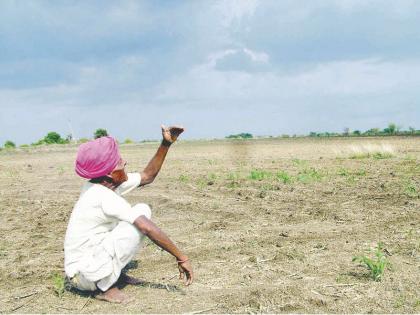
[1,0,420,145]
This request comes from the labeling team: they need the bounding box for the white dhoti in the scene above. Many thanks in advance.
[70,203,151,292]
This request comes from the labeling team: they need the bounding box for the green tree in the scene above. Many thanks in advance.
[94,128,108,139]
[353,130,361,136]
[409,126,415,134]
[383,123,397,135]
[4,140,16,149]
[44,132,63,144]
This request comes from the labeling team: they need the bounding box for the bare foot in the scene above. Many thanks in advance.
[95,287,132,304]
[120,273,144,285]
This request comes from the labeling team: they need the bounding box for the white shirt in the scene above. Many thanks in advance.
[64,173,143,278]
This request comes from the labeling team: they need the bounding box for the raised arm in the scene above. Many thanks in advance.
[140,125,184,186]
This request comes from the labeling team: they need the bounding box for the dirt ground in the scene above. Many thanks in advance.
[0,137,419,313]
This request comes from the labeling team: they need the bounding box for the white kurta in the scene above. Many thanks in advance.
[64,173,151,291]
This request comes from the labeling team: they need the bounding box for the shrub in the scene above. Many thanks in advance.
[4,140,16,149]
[276,171,292,183]
[352,243,389,281]
[94,128,109,139]
[45,132,61,144]
[178,174,189,182]
[124,138,133,144]
[404,181,418,198]
[297,168,322,183]
[248,170,271,180]
[51,272,66,298]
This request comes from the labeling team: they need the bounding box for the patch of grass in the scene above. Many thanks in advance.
[352,243,390,281]
[51,272,66,298]
[0,247,6,257]
[355,168,367,176]
[248,169,272,180]
[226,172,240,181]
[227,181,240,189]
[196,178,207,189]
[394,295,406,309]
[373,152,394,159]
[337,168,366,184]
[207,172,217,181]
[350,152,394,160]
[292,159,307,166]
[338,168,349,176]
[297,168,322,183]
[275,171,292,184]
[207,159,216,165]
[178,174,189,183]
[404,181,418,198]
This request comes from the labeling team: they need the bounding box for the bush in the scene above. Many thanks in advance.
[4,140,16,149]
[94,128,108,139]
[44,132,64,144]
[124,138,133,144]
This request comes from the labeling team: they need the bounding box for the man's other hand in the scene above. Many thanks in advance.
[178,260,194,286]
[161,125,184,143]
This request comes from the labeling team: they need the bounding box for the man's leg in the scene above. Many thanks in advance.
[95,203,152,303]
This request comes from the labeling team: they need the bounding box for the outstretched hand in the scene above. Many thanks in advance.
[161,125,185,143]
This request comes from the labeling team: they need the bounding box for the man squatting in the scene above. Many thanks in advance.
[64,125,194,303]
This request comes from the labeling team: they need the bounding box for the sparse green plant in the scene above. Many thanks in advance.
[355,169,367,176]
[20,144,29,148]
[394,295,406,309]
[292,159,307,166]
[338,168,349,176]
[124,138,133,144]
[248,170,271,180]
[404,181,418,198]
[58,166,65,175]
[207,172,217,181]
[352,243,389,281]
[196,178,207,189]
[207,159,216,165]
[275,171,291,183]
[227,172,240,181]
[178,174,189,183]
[51,272,66,297]
[373,152,394,159]
[297,168,322,183]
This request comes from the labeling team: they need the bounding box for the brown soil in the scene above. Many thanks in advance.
[0,137,419,313]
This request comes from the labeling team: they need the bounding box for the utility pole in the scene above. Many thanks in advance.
[67,119,78,143]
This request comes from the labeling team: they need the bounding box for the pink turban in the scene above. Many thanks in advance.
[75,136,121,179]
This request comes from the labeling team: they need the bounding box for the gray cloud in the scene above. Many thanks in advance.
[0,0,419,145]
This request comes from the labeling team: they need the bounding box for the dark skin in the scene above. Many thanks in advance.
[93,125,193,304]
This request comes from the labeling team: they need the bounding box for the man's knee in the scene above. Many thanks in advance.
[133,203,152,220]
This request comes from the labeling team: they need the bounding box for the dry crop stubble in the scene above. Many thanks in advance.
[0,137,419,313]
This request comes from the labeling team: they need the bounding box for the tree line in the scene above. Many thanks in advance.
[2,123,420,149]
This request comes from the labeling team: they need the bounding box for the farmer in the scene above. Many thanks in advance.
[64,125,193,303]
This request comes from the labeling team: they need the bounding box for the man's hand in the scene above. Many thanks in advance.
[178,259,194,286]
[161,125,184,144]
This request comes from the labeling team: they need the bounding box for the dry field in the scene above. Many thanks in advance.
[0,137,419,313]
